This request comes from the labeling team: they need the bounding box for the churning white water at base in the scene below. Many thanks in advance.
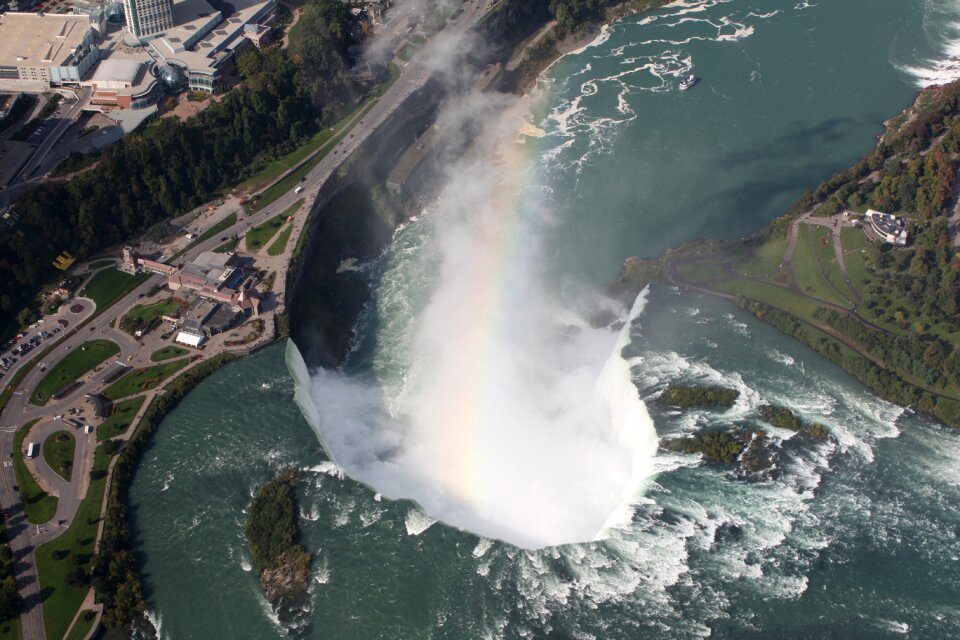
[287,281,660,549]
[281,93,665,549]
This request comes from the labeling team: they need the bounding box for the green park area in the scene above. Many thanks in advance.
[151,346,190,362]
[120,298,181,334]
[246,214,289,252]
[268,225,295,256]
[103,358,191,400]
[247,198,303,252]
[97,396,146,441]
[43,431,75,481]
[36,446,110,640]
[64,611,96,640]
[30,339,119,406]
[78,269,149,310]
[13,421,57,524]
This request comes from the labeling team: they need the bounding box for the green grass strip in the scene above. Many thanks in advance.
[267,225,295,257]
[12,420,58,524]
[97,396,146,441]
[78,269,149,310]
[102,358,191,400]
[30,339,119,406]
[150,346,189,362]
[36,446,110,640]
[42,431,75,481]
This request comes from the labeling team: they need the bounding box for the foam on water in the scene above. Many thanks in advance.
[893,0,960,86]
[536,0,790,180]
[405,509,437,536]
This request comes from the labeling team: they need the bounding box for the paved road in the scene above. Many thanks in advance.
[0,5,493,638]
[15,88,92,183]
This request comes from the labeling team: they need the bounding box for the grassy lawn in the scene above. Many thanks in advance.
[735,237,788,277]
[36,446,110,640]
[30,339,119,406]
[791,227,851,307]
[103,358,191,399]
[677,261,730,284]
[214,237,239,253]
[843,250,872,299]
[840,226,870,252]
[811,226,836,268]
[150,346,190,362]
[78,269,149,310]
[126,299,180,325]
[249,198,302,252]
[712,278,827,325]
[64,610,96,640]
[97,395,146,441]
[0,618,19,640]
[13,420,58,524]
[268,224,295,256]
[246,214,288,252]
[43,431,75,481]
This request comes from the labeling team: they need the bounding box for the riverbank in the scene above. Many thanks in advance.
[614,80,960,429]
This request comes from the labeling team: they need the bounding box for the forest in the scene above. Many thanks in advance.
[0,0,363,335]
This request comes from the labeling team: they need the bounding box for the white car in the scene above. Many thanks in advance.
[54,414,63,420]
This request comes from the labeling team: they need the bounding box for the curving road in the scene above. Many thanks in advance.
[0,4,494,639]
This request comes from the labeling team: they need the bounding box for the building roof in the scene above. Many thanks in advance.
[175,330,205,347]
[0,13,94,67]
[90,58,142,85]
[867,209,905,236]
[154,0,275,75]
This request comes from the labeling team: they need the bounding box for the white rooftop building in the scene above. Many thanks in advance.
[0,12,102,89]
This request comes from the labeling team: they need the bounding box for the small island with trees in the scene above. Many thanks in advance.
[657,384,740,409]
[244,470,312,603]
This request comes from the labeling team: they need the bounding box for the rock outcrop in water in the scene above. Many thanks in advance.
[245,469,311,602]
[657,384,740,409]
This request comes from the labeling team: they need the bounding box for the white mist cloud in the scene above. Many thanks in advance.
[304,92,658,549]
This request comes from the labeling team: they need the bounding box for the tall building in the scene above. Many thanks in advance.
[122,0,174,39]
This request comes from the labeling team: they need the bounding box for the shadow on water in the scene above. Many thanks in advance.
[719,117,857,166]
[290,182,402,370]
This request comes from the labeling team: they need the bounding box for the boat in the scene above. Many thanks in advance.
[679,74,697,91]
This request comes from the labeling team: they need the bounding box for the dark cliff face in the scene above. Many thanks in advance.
[288,2,556,369]
[477,0,552,60]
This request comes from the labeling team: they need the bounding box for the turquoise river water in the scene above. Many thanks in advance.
[130,1,960,638]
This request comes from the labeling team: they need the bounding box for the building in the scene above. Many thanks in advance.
[121,246,178,274]
[87,58,163,110]
[150,0,276,93]
[0,13,102,89]
[866,209,908,246]
[168,250,244,294]
[122,0,175,39]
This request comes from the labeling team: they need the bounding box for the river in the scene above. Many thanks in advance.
[130,0,960,638]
